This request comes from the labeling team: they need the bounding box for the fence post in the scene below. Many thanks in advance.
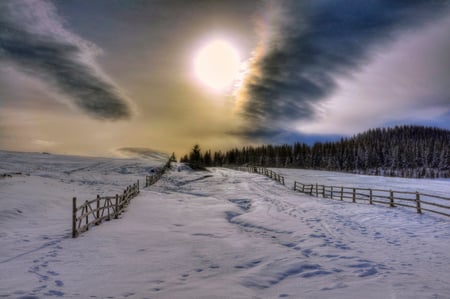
[322,185,325,198]
[85,201,89,230]
[369,189,373,205]
[137,180,140,192]
[390,190,395,207]
[95,195,100,225]
[294,181,297,191]
[340,187,343,201]
[352,188,356,203]
[315,183,318,197]
[115,194,119,219]
[331,186,333,199]
[416,192,422,214]
[72,197,77,238]
[282,176,285,185]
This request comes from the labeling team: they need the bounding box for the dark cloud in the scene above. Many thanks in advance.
[0,2,131,120]
[240,0,449,137]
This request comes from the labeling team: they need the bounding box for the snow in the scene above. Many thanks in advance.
[269,168,450,197]
[1,150,450,298]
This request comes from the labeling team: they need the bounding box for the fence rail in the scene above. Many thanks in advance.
[293,181,450,217]
[72,181,140,238]
[145,159,171,187]
[72,158,172,238]
[233,166,285,185]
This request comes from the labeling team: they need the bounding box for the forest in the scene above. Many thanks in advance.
[181,126,450,178]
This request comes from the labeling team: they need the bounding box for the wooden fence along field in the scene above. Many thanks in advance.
[232,165,450,218]
[72,181,140,238]
[293,181,450,218]
[233,166,285,185]
[145,159,171,187]
[72,159,171,238]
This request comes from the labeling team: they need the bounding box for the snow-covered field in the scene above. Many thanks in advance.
[270,168,450,197]
[1,151,450,298]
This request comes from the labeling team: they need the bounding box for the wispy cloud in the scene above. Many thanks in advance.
[236,0,450,138]
[298,14,450,135]
[0,0,131,120]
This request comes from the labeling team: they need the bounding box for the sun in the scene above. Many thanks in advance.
[193,39,241,91]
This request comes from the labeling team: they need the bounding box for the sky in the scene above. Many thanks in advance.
[0,0,449,157]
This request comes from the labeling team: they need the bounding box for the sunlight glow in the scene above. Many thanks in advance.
[194,39,241,91]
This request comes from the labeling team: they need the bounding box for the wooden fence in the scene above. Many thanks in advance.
[145,159,171,187]
[293,181,450,217]
[72,158,172,238]
[72,181,140,238]
[233,166,285,185]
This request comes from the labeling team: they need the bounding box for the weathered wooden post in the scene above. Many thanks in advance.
[331,186,334,199]
[72,197,77,238]
[85,201,89,231]
[352,188,356,203]
[416,192,422,214]
[322,185,325,198]
[340,187,343,201]
[95,195,100,225]
[281,176,285,185]
[390,190,395,207]
[315,183,318,197]
[137,180,140,192]
[115,194,119,219]
[369,189,373,205]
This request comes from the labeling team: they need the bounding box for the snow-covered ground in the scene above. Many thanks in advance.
[1,151,450,298]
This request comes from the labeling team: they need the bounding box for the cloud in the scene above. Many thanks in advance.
[33,139,58,147]
[0,0,131,120]
[297,14,450,135]
[236,0,450,137]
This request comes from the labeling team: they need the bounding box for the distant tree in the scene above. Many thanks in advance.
[203,150,212,166]
[180,154,189,163]
[189,144,201,163]
[180,126,450,178]
[213,151,223,166]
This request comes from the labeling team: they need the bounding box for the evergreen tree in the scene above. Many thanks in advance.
[181,126,450,178]
[189,144,202,168]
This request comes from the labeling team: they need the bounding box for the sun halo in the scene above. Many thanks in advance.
[193,39,241,92]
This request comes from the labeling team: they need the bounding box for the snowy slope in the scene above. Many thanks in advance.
[1,152,450,298]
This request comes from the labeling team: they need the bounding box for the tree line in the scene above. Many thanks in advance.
[181,125,450,178]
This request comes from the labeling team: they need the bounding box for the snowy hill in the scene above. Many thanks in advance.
[1,151,450,298]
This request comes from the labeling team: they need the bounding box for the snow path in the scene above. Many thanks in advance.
[1,160,450,298]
